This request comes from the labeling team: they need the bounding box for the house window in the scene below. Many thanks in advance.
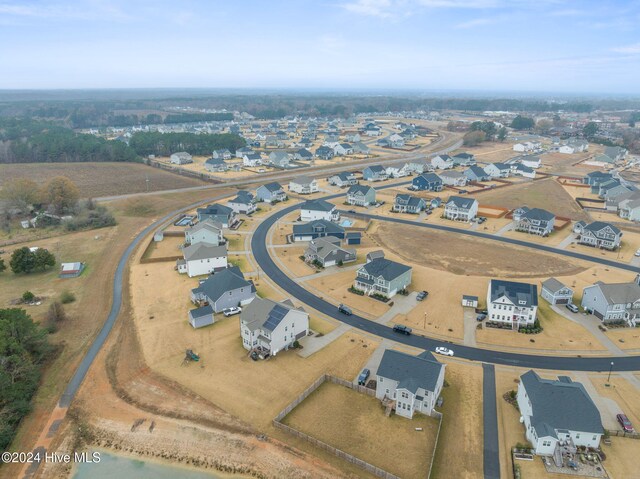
[592,435,597,441]
[576,434,580,439]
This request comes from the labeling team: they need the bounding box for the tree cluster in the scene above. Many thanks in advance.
[129,131,246,157]
[9,247,56,274]
[510,115,535,130]
[1,176,79,215]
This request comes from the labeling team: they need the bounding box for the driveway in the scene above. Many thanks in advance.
[573,372,622,430]
[463,307,478,347]
[556,232,577,250]
[494,221,514,237]
[482,363,500,479]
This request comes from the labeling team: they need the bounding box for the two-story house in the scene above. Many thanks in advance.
[484,162,511,178]
[430,155,453,170]
[242,152,263,167]
[204,157,228,172]
[185,218,224,246]
[196,203,237,228]
[300,199,339,222]
[346,184,376,206]
[362,165,389,182]
[439,170,468,187]
[376,349,445,419]
[177,243,228,278]
[170,151,193,165]
[240,298,309,356]
[269,151,292,168]
[227,191,257,215]
[464,165,491,182]
[452,152,476,166]
[328,171,357,187]
[517,370,603,457]
[354,257,412,298]
[541,278,574,305]
[575,221,622,250]
[393,194,426,214]
[289,176,319,195]
[412,173,443,192]
[256,182,287,203]
[487,279,538,329]
[443,196,478,222]
[514,207,555,236]
[581,277,640,326]
[292,219,345,242]
[304,236,356,267]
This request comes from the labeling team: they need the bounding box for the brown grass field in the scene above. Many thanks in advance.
[473,178,589,220]
[0,162,208,198]
[282,381,439,479]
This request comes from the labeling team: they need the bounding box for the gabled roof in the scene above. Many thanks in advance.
[415,172,442,183]
[301,199,335,212]
[541,277,569,294]
[591,281,640,305]
[192,266,254,304]
[187,218,222,235]
[585,171,612,178]
[490,162,511,170]
[520,207,555,222]
[241,298,303,332]
[453,152,474,159]
[261,182,283,192]
[205,157,227,165]
[197,203,234,218]
[521,370,603,438]
[583,221,621,235]
[377,349,443,394]
[440,170,465,178]
[293,220,345,236]
[364,164,386,173]
[190,304,214,319]
[291,176,316,186]
[447,196,477,209]
[332,171,356,180]
[490,279,538,307]
[348,184,374,195]
[359,257,411,281]
[183,242,227,262]
[244,152,262,160]
[466,165,488,177]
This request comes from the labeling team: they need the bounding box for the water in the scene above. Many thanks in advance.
[340,219,353,227]
[73,450,234,479]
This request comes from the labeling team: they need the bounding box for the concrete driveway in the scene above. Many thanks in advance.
[463,307,478,347]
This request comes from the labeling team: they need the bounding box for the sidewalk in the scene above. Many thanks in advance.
[298,323,352,358]
[373,292,419,325]
[494,221,514,237]
[556,232,577,250]
[353,338,393,382]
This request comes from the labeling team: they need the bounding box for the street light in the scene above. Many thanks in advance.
[607,361,614,384]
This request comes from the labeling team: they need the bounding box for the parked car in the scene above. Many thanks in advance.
[617,413,634,433]
[338,304,353,315]
[435,347,454,357]
[566,303,579,313]
[425,209,433,215]
[358,368,370,385]
[348,209,356,214]
[393,324,412,335]
[478,217,487,224]
[476,313,487,321]
[478,309,488,315]
[635,249,640,257]
[223,306,242,317]
[458,189,467,194]
[416,291,429,301]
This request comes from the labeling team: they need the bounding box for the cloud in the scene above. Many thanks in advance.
[611,43,640,54]
[454,17,494,28]
[341,0,396,18]
[0,1,131,21]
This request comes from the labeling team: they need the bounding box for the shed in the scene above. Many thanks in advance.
[461,295,478,308]
[188,304,215,329]
[345,232,362,245]
[154,230,164,242]
[59,262,85,278]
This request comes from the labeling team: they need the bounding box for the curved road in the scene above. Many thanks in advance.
[251,196,640,372]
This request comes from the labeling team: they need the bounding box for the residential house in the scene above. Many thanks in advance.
[577,221,622,250]
[196,203,237,228]
[289,176,319,195]
[235,146,254,158]
[269,151,291,168]
[430,155,454,170]
[519,155,542,169]
[405,159,429,175]
[487,279,538,329]
[558,138,588,154]
[581,277,640,325]
[514,207,556,236]
[185,219,224,246]
[315,145,335,160]
[188,304,215,329]
[364,125,382,136]
[345,231,361,245]
[618,193,640,221]
[256,182,287,203]
[385,164,410,178]
[412,173,443,192]
[362,165,389,182]
[583,171,613,189]
[517,370,603,457]
[393,194,427,214]
[170,151,193,165]
[452,152,476,166]
[328,171,357,187]
[294,148,313,161]
[212,149,232,160]
[375,349,445,419]
[354,257,412,298]
[604,146,627,162]
[333,143,354,156]
[292,220,345,242]
[345,132,361,142]
[346,184,376,206]
[240,298,309,356]
[366,250,385,262]
[352,141,371,155]
[204,157,228,172]
[464,165,491,182]
[515,164,536,178]
[378,133,405,148]
[484,162,511,178]
[243,152,263,167]
[227,191,257,215]
[190,266,256,318]
[444,196,478,221]
[304,236,356,267]
[461,295,479,308]
[177,243,228,277]
[439,170,468,187]
[513,141,540,153]
[300,199,339,222]
[541,278,574,305]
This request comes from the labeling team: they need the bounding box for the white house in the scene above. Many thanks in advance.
[170,152,193,165]
[300,199,339,222]
[177,243,228,277]
[240,298,309,356]
[513,141,540,153]
[185,219,224,246]
[375,349,445,419]
[430,155,454,170]
[443,196,478,221]
[519,155,542,169]
[385,164,410,178]
[289,176,319,194]
[487,279,538,329]
[439,170,468,187]
[484,162,511,178]
[517,370,603,457]
[243,152,263,167]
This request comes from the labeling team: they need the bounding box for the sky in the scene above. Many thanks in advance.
[1,0,640,93]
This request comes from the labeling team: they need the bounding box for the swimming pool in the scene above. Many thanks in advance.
[340,219,353,227]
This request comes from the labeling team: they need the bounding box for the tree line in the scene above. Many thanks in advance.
[128,131,246,157]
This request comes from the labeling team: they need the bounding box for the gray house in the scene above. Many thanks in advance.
[577,221,622,250]
[362,165,389,182]
[204,157,228,172]
[196,203,237,228]
[464,165,491,182]
[444,196,478,221]
[185,218,224,246]
[514,207,555,236]
[412,173,443,191]
[304,236,356,267]
[346,184,376,206]
[329,171,358,187]
[393,194,426,214]
[227,191,257,215]
[269,151,292,168]
[292,220,345,242]
[581,277,640,325]
[188,304,215,329]
[375,349,445,419]
[354,257,412,298]
[190,266,256,317]
[256,182,287,203]
[541,278,574,305]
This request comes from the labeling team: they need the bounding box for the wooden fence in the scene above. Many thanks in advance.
[606,429,640,439]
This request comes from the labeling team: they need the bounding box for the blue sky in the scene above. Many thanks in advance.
[1,0,639,93]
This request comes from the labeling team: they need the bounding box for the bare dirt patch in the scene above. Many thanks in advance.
[370,222,587,278]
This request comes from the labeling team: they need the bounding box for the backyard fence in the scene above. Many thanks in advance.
[606,430,640,439]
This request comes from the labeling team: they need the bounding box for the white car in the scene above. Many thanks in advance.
[635,249,640,257]
[223,306,242,317]
[435,347,454,357]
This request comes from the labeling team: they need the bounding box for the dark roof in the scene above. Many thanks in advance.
[345,232,361,239]
[192,267,254,304]
[301,199,335,212]
[462,295,478,301]
[293,220,345,236]
[453,152,474,159]
[490,279,538,308]
[395,194,425,208]
[360,257,411,281]
[377,349,443,394]
[541,277,568,294]
[520,207,555,222]
[333,171,356,180]
[348,184,374,195]
[583,221,621,235]
[521,370,603,438]
[466,166,487,177]
[447,196,477,209]
[197,203,234,218]
[205,157,226,165]
[189,304,214,319]
[261,182,283,192]
[415,173,442,183]
[586,171,612,178]
[365,165,386,173]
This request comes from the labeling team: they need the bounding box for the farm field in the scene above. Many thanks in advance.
[281,380,439,479]
[0,162,208,198]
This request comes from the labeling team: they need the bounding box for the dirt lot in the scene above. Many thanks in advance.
[473,178,589,220]
[282,381,439,479]
[369,221,588,278]
[431,361,483,479]
[460,142,519,164]
[0,162,208,198]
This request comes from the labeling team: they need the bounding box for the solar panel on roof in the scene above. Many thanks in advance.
[263,304,288,331]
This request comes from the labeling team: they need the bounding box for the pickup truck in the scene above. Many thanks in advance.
[338,304,353,315]
[393,324,412,335]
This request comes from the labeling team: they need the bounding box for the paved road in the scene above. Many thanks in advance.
[482,364,500,479]
[251,196,640,371]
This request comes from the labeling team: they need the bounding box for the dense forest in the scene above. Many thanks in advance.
[0,308,52,451]
[129,132,246,157]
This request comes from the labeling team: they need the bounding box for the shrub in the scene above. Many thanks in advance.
[22,291,35,302]
[46,302,67,323]
[293,340,300,349]
[60,290,76,304]
[64,205,116,231]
